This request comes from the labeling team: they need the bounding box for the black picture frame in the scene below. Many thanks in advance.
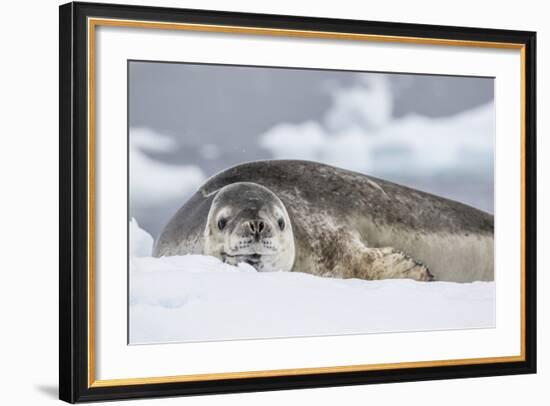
[59,1,537,403]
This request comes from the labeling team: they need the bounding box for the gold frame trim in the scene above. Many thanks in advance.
[87,17,527,388]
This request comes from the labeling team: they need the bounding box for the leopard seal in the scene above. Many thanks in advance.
[153,160,494,282]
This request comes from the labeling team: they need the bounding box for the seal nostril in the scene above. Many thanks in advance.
[247,220,265,234]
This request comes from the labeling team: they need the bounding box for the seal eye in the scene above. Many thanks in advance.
[217,218,226,230]
[278,218,285,231]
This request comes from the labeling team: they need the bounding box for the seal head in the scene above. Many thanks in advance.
[204,182,295,272]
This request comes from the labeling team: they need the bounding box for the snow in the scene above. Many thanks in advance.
[129,220,495,344]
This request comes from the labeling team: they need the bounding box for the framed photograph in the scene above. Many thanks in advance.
[59,1,536,403]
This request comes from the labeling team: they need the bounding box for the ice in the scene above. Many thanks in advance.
[260,76,494,178]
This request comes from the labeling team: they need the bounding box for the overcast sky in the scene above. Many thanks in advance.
[129,61,494,237]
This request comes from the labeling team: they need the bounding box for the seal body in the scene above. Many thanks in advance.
[153,160,494,282]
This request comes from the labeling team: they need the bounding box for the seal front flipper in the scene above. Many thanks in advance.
[324,234,434,282]
[363,247,435,282]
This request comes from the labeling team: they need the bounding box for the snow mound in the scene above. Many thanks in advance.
[129,223,495,344]
[129,218,154,257]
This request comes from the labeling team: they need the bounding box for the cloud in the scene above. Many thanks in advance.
[259,75,494,179]
[130,128,206,207]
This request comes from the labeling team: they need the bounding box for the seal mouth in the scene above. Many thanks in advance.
[223,251,273,258]
[243,254,262,266]
[222,252,267,267]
